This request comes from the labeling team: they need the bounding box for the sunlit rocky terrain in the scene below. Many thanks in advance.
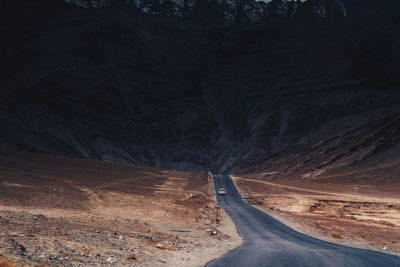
[0,151,240,266]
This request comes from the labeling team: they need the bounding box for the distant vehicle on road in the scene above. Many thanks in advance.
[218,188,226,195]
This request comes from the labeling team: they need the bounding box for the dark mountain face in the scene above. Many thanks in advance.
[64,0,347,26]
[0,0,399,173]
[238,108,400,184]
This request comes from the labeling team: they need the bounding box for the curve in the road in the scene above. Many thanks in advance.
[206,175,400,267]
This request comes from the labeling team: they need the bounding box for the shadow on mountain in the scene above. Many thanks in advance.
[0,0,399,173]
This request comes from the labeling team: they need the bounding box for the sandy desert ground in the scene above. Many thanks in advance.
[233,175,400,257]
[0,150,241,267]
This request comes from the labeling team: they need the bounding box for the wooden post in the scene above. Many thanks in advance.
[215,203,220,223]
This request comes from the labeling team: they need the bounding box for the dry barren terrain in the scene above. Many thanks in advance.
[235,110,400,256]
[234,175,400,256]
[0,150,241,266]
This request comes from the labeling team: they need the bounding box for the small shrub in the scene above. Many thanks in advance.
[331,233,342,239]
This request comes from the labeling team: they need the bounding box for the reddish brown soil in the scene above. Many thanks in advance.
[0,150,241,267]
[234,176,400,256]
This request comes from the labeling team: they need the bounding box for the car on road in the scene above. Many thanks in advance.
[218,188,226,195]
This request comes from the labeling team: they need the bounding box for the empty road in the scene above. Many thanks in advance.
[206,174,400,267]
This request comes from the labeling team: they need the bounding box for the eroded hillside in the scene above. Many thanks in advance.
[0,0,399,173]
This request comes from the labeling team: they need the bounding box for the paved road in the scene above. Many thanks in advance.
[206,175,400,267]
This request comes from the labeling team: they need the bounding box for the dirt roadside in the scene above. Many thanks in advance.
[232,175,400,257]
[0,151,241,266]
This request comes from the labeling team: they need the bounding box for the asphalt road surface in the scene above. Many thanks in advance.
[206,174,400,267]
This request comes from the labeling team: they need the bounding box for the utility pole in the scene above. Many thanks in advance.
[215,203,220,223]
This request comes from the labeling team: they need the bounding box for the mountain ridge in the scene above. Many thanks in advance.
[0,0,399,173]
[64,0,347,26]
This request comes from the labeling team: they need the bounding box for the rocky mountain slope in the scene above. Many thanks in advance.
[64,0,347,26]
[238,108,400,184]
[0,0,399,173]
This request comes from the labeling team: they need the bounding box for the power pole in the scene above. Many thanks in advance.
[215,203,220,223]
